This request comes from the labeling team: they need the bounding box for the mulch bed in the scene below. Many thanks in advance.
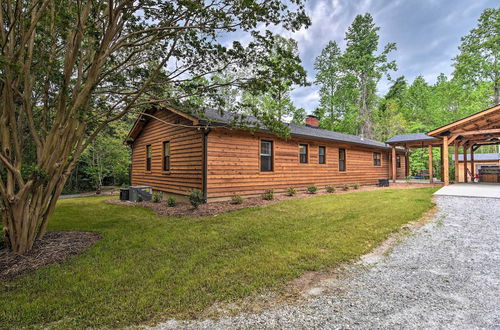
[107,183,441,218]
[0,231,101,280]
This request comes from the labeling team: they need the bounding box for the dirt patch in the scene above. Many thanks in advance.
[107,183,441,218]
[0,231,101,280]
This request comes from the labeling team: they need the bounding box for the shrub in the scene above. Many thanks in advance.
[307,185,318,194]
[167,197,176,207]
[287,187,297,196]
[326,185,336,193]
[152,191,162,203]
[188,189,204,208]
[342,184,349,191]
[262,189,274,200]
[354,183,360,190]
[231,195,244,205]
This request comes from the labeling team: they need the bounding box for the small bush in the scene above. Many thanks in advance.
[167,197,176,207]
[287,187,297,196]
[188,189,204,208]
[231,195,244,205]
[342,184,349,191]
[307,185,318,194]
[262,189,274,200]
[353,183,360,190]
[152,191,162,203]
[326,185,336,193]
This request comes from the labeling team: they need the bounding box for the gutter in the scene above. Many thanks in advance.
[202,127,211,202]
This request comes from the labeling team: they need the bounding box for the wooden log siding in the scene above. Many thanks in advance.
[130,110,204,195]
[206,128,404,198]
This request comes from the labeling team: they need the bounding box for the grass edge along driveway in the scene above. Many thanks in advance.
[0,187,438,328]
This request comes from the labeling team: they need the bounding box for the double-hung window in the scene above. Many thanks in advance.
[163,141,170,171]
[339,148,346,172]
[146,145,152,171]
[299,144,308,164]
[260,140,273,172]
[319,146,326,164]
[373,152,381,166]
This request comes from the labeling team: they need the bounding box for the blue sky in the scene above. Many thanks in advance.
[279,0,498,113]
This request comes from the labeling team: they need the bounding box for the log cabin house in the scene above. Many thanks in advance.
[126,106,408,201]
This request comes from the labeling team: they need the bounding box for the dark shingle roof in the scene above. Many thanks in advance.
[452,153,500,162]
[197,108,390,150]
[386,133,438,144]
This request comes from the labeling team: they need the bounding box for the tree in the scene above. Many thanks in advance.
[342,13,397,138]
[0,0,310,254]
[374,76,407,141]
[454,8,500,105]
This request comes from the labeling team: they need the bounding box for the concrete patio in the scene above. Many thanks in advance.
[434,183,500,199]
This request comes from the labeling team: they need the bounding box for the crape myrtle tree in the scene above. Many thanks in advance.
[0,0,310,254]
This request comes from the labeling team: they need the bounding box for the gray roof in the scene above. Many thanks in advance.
[196,108,390,149]
[452,153,500,162]
[386,133,438,144]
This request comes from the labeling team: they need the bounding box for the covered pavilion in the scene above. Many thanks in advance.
[386,104,500,185]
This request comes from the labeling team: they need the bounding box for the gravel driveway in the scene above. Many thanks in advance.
[156,196,500,329]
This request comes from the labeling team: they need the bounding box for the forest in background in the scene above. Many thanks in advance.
[64,7,499,193]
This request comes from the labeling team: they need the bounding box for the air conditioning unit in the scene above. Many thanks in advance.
[128,186,152,202]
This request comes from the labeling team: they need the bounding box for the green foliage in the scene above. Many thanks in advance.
[167,197,177,207]
[326,185,336,193]
[307,186,318,194]
[287,187,297,196]
[353,183,360,190]
[343,184,349,191]
[262,189,274,200]
[230,195,244,205]
[152,191,162,203]
[0,188,437,328]
[188,189,204,209]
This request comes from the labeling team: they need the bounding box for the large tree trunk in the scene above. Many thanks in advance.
[1,174,69,254]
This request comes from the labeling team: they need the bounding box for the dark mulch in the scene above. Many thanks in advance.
[0,231,101,280]
[107,183,441,218]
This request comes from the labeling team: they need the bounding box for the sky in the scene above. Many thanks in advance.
[275,0,499,114]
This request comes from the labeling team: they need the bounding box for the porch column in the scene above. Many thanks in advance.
[439,145,444,182]
[454,141,459,183]
[443,136,449,185]
[392,146,396,182]
[405,152,409,178]
[428,145,433,183]
[470,145,475,182]
[463,145,468,183]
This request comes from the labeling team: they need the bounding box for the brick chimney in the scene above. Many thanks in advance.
[305,115,319,128]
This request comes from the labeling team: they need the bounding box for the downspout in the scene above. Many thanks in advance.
[202,127,211,202]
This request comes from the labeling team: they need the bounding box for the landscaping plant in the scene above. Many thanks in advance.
[354,183,360,190]
[326,185,336,193]
[307,186,318,194]
[343,184,350,191]
[231,195,244,205]
[262,189,274,201]
[287,187,297,196]
[167,197,177,207]
[188,189,204,209]
[152,191,162,203]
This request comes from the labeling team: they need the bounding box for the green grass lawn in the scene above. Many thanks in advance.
[0,187,437,328]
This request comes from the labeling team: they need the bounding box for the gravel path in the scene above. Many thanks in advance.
[156,196,500,329]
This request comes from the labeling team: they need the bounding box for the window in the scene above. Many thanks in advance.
[146,145,152,171]
[299,144,308,163]
[373,152,381,166]
[339,148,346,172]
[319,146,326,164]
[260,140,273,172]
[396,155,401,168]
[163,141,170,171]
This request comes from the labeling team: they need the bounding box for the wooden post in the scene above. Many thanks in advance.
[428,145,433,183]
[463,145,468,183]
[439,145,444,182]
[405,152,409,178]
[392,146,396,182]
[470,144,475,182]
[443,136,449,185]
[454,141,459,183]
